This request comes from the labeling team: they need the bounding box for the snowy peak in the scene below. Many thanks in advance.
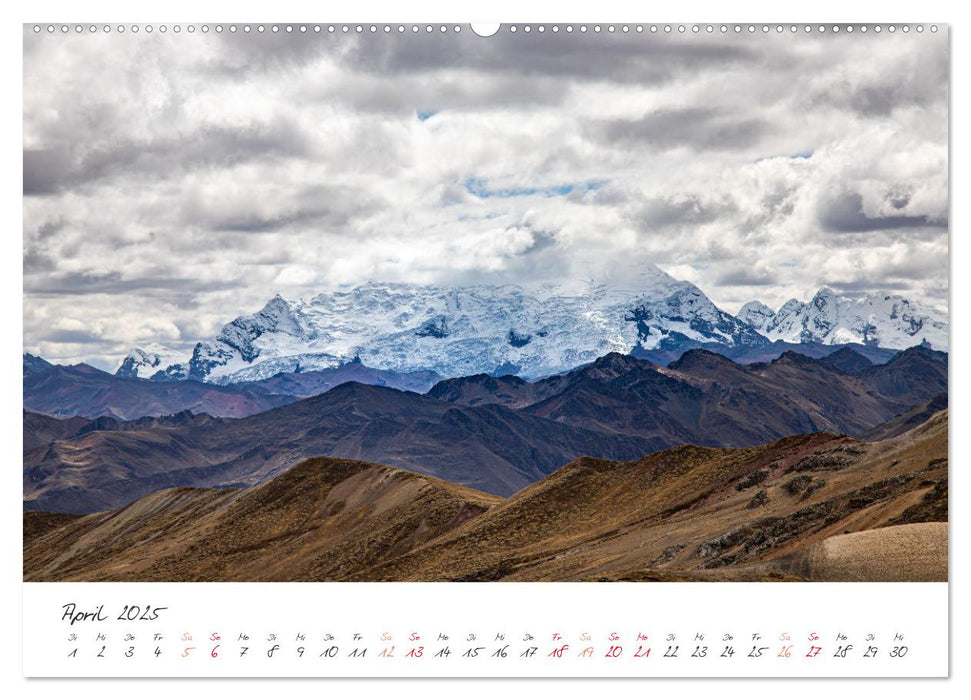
[741,288,948,351]
[776,298,807,320]
[214,295,305,364]
[130,279,946,385]
[736,301,775,332]
[174,277,766,383]
[116,343,189,381]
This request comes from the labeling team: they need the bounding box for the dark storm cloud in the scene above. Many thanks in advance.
[207,213,312,234]
[823,279,925,295]
[213,30,331,74]
[587,186,628,207]
[819,191,948,233]
[325,72,567,113]
[25,271,241,296]
[635,194,738,228]
[180,184,384,234]
[714,265,779,286]
[595,108,770,151]
[813,80,944,117]
[888,191,910,210]
[24,118,313,195]
[758,184,798,220]
[807,49,949,117]
[703,240,751,263]
[43,328,104,344]
[36,219,66,239]
[341,30,757,85]
[518,229,559,255]
[22,248,56,273]
[23,148,75,195]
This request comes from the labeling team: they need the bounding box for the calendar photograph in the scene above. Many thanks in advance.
[23,23,948,589]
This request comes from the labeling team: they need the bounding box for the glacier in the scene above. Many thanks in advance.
[116,272,948,384]
[739,287,948,351]
[122,266,765,383]
[115,342,190,381]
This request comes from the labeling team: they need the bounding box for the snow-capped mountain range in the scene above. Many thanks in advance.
[117,270,948,383]
[737,287,948,351]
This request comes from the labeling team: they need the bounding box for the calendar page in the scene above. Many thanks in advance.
[20,17,949,680]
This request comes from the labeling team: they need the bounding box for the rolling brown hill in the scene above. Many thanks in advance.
[24,457,500,582]
[361,408,947,582]
[24,411,947,582]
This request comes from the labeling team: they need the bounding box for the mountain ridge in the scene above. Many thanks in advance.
[23,355,442,421]
[25,347,947,514]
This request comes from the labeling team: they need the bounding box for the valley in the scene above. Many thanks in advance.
[24,409,947,582]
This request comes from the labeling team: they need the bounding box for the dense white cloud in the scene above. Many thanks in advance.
[23,26,949,368]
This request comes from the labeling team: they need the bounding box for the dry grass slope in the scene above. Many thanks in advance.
[24,411,947,583]
[769,523,947,582]
[24,457,499,581]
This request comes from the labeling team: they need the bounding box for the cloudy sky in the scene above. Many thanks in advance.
[23,25,949,368]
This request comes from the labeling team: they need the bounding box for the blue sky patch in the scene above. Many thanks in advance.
[463,176,606,199]
[754,151,814,164]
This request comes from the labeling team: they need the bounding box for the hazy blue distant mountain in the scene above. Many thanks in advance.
[26,346,947,514]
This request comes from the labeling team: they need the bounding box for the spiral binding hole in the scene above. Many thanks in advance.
[27,22,942,37]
